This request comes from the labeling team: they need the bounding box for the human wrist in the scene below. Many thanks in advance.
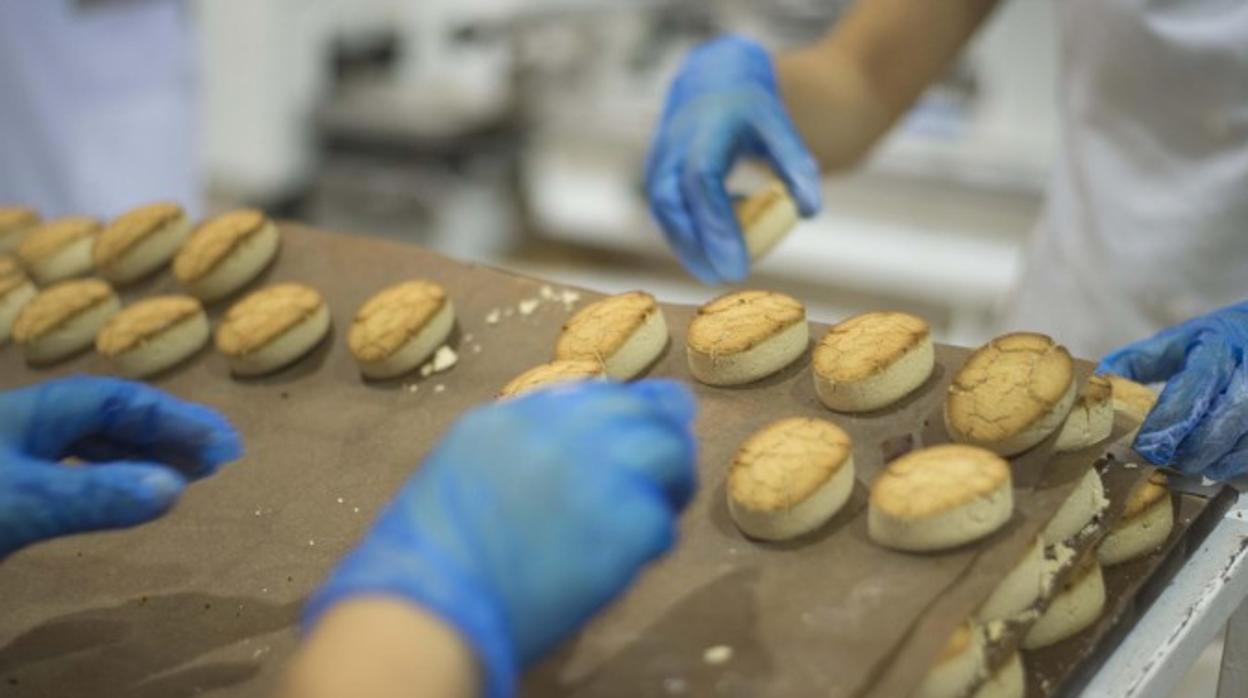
[303,528,518,698]
[775,41,891,172]
[287,598,481,698]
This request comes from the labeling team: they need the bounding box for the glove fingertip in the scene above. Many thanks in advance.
[627,380,698,427]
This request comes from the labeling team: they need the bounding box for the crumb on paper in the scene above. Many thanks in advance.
[420,363,434,378]
[485,309,501,325]
[432,345,458,372]
[463,333,474,343]
[703,645,733,665]
[560,289,581,309]
[336,497,344,504]
[540,285,556,300]
[986,620,1007,643]
[434,384,446,394]
[518,299,539,316]
[472,344,482,354]
[353,507,360,513]
[662,677,688,695]
[1123,462,1139,469]
[308,540,316,547]
[407,384,419,393]
[254,508,262,517]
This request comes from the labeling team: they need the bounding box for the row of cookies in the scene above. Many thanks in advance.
[4,273,462,382]
[0,204,279,300]
[913,384,1172,698]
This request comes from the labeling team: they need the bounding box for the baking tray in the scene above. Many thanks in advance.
[0,225,1227,697]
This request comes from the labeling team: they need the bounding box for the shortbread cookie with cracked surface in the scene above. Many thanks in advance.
[97,295,208,378]
[93,202,192,285]
[13,278,120,364]
[916,622,986,698]
[735,181,798,261]
[16,216,101,284]
[1098,472,1173,567]
[727,417,855,541]
[686,290,808,386]
[499,359,606,399]
[0,206,39,253]
[174,209,281,302]
[945,332,1077,456]
[1055,374,1113,452]
[555,291,667,380]
[0,255,36,343]
[216,283,330,376]
[1022,553,1105,649]
[349,280,454,379]
[869,444,1013,552]
[812,311,934,412]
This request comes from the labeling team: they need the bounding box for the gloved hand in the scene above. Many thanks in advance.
[305,380,698,698]
[1098,300,1248,479]
[645,34,821,284]
[0,376,243,558]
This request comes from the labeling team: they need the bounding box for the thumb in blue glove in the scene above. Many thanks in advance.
[645,35,822,284]
[304,379,698,698]
[1098,300,1248,479]
[0,376,243,558]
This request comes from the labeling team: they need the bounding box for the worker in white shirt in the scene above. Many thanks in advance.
[0,0,198,218]
[645,0,1248,480]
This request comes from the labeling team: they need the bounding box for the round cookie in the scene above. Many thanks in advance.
[686,290,808,386]
[0,256,37,343]
[349,280,455,379]
[1055,375,1114,453]
[945,332,1076,456]
[499,360,606,399]
[916,622,986,698]
[93,202,192,285]
[1097,472,1173,567]
[976,537,1045,624]
[0,206,39,253]
[174,209,280,302]
[727,417,855,541]
[555,291,668,380]
[972,653,1025,698]
[13,278,120,364]
[97,295,209,378]
[1022,554,1106,649]
[1041,467,1107,545]
[1105,374,1158,441]
[735,181,798,261]
[812,311,934,412]
[16,216,101,285]
[215,283,331,376]
[869,444,1013,552]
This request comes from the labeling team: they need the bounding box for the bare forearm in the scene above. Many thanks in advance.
[284,599,480,698]
[775,0,1000,171]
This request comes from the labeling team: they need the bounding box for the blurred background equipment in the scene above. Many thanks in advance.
[194,0,1058,347]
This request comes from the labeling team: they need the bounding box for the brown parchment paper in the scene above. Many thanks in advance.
[0,225,1205,698]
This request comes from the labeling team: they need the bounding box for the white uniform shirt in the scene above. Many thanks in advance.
[1003,0,1248,358]
[0,0,198,219]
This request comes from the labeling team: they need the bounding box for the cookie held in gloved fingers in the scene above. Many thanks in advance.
[645,35,821,285]
[1099,300,1248,479]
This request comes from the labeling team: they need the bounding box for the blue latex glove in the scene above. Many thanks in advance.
[0,376,243,558]
[1098,301,1248,479]
[305,380,698,698]
[645,34,822,284]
